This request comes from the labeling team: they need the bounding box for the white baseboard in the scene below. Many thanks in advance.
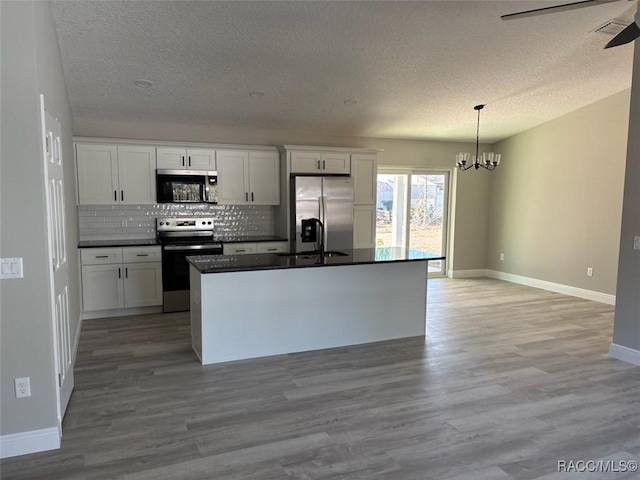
[486,270,616,305]
[447,269,488,279]
[609,344,640,366]
[81,305,162,320]
[0,427,60,459]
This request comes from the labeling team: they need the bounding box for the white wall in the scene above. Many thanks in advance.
[0,0,78,442]
[488,90,630,295]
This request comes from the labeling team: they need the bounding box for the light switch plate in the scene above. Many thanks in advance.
[0,258,23,279]
[634,236,640,251]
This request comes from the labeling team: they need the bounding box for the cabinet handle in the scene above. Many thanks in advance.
[118,267,121,279]
[125,267,128,278]
[323,160,326,170]
[245,192,248,202]
[236,249,246,253]
[188,156,191,167]
[114,190,117,201]
[121,190,124,201]
[251,192,254,202]
[267,248,277,251]
[182,155,185,167]
[96,255,109,258]
[317,160,320,170]
[136,254,149,257]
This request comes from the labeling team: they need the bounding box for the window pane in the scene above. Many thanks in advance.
[409,174,445,272]
[376,174,408,248]
[376,172,447,276]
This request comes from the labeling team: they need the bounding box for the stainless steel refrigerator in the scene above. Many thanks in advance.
[290,176,354,253]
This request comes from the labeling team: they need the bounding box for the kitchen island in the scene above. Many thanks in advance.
[188,248,444,365]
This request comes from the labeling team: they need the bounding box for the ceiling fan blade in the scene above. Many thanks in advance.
[604,20,640,47]
[501,0,620,21]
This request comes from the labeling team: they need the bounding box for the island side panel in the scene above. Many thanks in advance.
[198,260,428,365]
[189,265,203,362]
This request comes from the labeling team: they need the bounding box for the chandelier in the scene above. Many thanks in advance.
[456,104,501,171]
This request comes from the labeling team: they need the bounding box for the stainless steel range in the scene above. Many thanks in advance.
[157,217,222,312]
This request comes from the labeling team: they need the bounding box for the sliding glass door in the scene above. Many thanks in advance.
[376,170,449,275]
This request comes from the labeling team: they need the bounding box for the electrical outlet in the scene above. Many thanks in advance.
[15,377,31,398]
[499,253,504,261]
[634,236,640,251]
[587,267,593,277]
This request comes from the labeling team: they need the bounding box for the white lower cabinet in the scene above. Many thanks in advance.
[81,246,162,312]
[122,262,163,308]
[223,241,288,255]
[81,264,125,311]
[223,243,257,255]
[256,242,288,254]
[353,205,376,248]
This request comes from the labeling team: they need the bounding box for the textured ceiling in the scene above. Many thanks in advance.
[50,0,636,143]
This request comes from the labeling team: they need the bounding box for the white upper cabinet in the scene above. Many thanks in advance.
[217,149,279,205]
[217,149,249,204]
[290,151,351,174]
[248,151,279,205]
[188,148,216,170]
[76,144,119,205]
[117,146,156,204]
[156,147,186,169]
[156,147,216,170]
[352,153,377,205]
[290,151,323,174]
[321,152,351,174]
[76,143,156,205]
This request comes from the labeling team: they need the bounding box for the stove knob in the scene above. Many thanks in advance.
[159,222,163,226]
[166,222,170,226]
[208,221,212,225]
[202,221,205,225]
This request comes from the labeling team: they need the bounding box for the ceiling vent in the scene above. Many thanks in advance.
[593,20,629,36]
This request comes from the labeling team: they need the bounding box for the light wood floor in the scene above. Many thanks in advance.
[2,278,639,480]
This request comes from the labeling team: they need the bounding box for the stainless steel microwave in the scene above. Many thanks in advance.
[156,170,218,204]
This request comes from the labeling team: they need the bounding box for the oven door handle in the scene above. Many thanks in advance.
[163,245,222,252]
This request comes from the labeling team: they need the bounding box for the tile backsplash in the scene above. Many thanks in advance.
[78,204,275,241]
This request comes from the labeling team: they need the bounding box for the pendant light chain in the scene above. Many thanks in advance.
[475,106,481,163]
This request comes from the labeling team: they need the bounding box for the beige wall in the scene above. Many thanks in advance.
[488,90,630,295]
[74,120,494,272]
[1,1,78,437]
[613,45,640,351]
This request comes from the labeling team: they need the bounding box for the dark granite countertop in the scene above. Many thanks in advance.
[78,239,160,248]
[187,247,445,274]
[216,235,288,243]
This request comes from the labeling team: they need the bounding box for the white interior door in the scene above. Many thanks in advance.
[40,96,74,433]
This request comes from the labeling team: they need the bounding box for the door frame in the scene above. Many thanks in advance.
[377,168,452,277]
